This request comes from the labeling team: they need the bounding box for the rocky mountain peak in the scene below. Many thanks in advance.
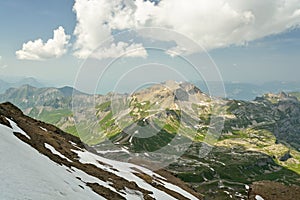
[131,81,208,104]
[0,102,23,118]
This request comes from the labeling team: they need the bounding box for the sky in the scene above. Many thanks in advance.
[0,0,300,92]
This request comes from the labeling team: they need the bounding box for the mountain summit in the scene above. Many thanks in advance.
[1,80,300,199]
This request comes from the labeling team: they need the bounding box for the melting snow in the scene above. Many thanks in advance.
[160,180,201,200]
[209,167,215,172]
[123,187,144,200]
[69,166,120,196]
[0,119,199,200]
[0,123,104,200]
[69,141,79,147]
[40,126,48,131]
[129,136,134,143]
[72,149,199,200]
[45,143,72,162]
[97,148,130,154]
[255,195,265,200]
[7,118,30,139]
[144,152,150,157]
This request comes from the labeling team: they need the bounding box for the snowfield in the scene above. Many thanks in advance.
[44,143,73,162]
[73,149,199,200]
[0,122,104,200]
[0,118,199,200]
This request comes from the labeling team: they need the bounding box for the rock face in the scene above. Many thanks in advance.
[174,88,189,101]
[279,151,292,162]
[0,102,202,200]
[226,93,300,150]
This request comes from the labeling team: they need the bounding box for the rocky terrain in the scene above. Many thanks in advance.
[0,102,202,200]
[1,81,300,199]
[0,84,89,137]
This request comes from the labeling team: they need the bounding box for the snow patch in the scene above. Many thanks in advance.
[39,126,48,131]
[97,148,130,154]
[255,195,265,200]
[7,118,30,139]
[245,184,250,190]
[69,166,120,197]
[72,149,199,199]
[123,187,144,200]
[144,152,150,157]
[45,143,72,162]
[160,180,200,200]
[209,167,215,172]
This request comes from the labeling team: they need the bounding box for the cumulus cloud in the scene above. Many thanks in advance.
[16,26,70,60]
[72,0,300,58]
[140,0,300,51]
[90,42,147,59]
[72,0,147,59]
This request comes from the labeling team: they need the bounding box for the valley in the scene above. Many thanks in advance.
[1,82,300,199]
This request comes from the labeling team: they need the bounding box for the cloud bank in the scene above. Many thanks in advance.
[72,0,300,57]
[72,0,148,59]
[16,26,70,61]
[15,0,300,60]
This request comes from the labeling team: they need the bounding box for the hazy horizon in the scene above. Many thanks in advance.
[0,0,299,94]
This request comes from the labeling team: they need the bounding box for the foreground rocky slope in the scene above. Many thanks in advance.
[0,102,202,200]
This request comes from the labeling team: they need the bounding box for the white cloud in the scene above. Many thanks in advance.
[141,0,300,51]
[71,0,300,58]
[16,26,70,60]
[72,0,148,59]
[91,42,147,59]
[165,46,188,57]
[72,0,112,58]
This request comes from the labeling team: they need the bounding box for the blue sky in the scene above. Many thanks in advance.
[0,0,299,89]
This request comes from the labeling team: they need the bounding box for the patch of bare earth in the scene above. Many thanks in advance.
[249,181,300,200]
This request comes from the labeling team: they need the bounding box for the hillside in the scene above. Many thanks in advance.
[73,81,300,199]
[0,85,90,137]
[0,102,202,200]
[1,82,300,199]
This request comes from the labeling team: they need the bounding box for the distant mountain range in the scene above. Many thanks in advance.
[1,77,300,100]
[1,81,300,199]
[195,81,300,100]
[0,84,88,136]
[0,77,44,93]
